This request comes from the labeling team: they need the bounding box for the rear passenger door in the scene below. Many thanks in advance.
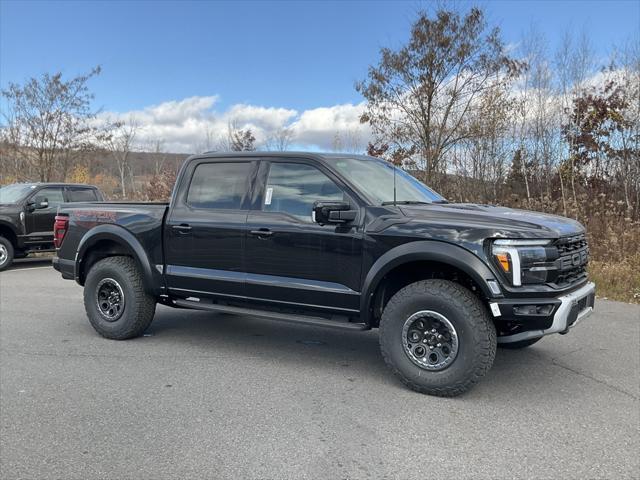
[164,159,258,299]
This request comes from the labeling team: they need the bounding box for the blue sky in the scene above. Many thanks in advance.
[1,0,638,152]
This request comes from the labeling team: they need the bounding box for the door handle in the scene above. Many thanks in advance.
[172,224,192,233]
[250,228,273,238]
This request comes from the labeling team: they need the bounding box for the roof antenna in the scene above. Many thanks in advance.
[393,161,397,206]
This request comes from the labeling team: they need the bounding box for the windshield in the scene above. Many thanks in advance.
[327,157,445,205]
[0,184,36,203]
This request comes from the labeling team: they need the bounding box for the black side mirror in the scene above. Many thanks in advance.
[313,201,356,225]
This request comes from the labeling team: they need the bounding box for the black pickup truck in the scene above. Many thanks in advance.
[53,152,595,396]
[0,182,104,270]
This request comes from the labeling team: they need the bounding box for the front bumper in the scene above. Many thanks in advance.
[496,282,596,344]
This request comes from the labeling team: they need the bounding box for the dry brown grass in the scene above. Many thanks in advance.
[589,254,640,304]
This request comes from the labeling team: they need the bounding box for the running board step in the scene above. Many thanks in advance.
[173,299,368,331]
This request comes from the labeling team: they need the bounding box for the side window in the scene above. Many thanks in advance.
[264,163,345,221]
[67,188,98,202]
[33,188,64,208]
[187,162,252,210]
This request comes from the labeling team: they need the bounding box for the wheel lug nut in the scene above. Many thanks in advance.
[437,343,442,347]
[429,345,434,350]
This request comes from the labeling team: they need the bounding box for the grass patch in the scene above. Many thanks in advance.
[588,254,640,304]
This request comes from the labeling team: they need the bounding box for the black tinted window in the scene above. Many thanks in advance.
[187,162,251,209]
[67,188,97,202]
[33,188,64,207]
[264,163,344,221]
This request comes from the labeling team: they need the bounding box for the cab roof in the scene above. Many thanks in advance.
[6,182,99,188]
[196,151,375,162]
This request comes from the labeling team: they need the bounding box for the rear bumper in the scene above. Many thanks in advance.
[52,256,75,280]
[495,282,596,344]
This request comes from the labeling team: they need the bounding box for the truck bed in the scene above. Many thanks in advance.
[55,201,169,284]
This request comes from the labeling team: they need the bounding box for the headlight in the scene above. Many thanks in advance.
[491,239,558,286]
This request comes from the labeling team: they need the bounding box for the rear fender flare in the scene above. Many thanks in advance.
[76,224,158,295]
[361,241,499,325]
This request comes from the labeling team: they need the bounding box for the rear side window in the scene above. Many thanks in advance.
[263,163,344,221]
[67,188,98,202]
[187,162,252,210]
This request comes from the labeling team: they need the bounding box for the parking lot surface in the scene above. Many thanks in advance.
[1,260,639,479]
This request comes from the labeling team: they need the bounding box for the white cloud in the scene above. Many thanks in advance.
[142,95,220,125]
[97,96,371,154]
[97,65,623,155]
[291,103,370,150]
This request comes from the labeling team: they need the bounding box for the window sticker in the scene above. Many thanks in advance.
[265,187,273,205]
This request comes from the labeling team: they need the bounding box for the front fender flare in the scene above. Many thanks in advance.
[76,224,159,295]
[0,217,20,236]
[361,240,500,324]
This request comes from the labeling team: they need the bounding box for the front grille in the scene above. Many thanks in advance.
[555,265,588,286]
[553,234,589,288]
[556,234,588,255]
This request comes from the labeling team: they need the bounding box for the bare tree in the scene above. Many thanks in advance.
[515,26,555,205]
[0,67,101,182]
[264,126,294,151]
[227,120,256,151]
[453,78,515,202]
[0,105,27,182]
[104,117,138,198]
[331,128,364,154]
[151,139,168,176]
[356,7,524,187]
[194,124,216,153]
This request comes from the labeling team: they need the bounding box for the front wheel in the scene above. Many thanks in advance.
[379,279,496,397]
[84,256,156,339]
[0,236,14,271]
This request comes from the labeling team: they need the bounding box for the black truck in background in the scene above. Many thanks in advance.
[52,152,595,396]
[0,183,104,270]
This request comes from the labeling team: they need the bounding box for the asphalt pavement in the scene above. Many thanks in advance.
[1,259,638,479]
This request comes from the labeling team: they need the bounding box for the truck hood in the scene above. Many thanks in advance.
[399,203,584,238]
[0,203,21,213]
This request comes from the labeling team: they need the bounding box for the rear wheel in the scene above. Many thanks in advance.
[379,279,496,397]
[0,236,14,271]
[84,256,156,339]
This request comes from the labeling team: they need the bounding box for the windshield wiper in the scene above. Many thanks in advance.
[381,200,432,206]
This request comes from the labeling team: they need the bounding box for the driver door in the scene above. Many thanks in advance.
[244,159,363,313]
[26,187,65,236]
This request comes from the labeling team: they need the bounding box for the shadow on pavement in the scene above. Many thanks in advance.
[4,256,54,271]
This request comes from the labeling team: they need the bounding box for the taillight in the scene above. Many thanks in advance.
[53,215,69,248]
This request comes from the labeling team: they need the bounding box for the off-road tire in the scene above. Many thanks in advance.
[84,256,156,340]
[498,337,542,349]
[379,279,496,397]
[0,236,14,271]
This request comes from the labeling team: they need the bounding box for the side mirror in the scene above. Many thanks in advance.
[33,196,49,209]
[313,201,356,225]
